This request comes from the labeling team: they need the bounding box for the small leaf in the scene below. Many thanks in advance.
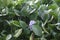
[31,25,42,36]
[19,20,28,28]
[48,3,58,10]
[30,33,34,40]
[6,34,12,40]
[14,28,22,38]
[6,20,20,27]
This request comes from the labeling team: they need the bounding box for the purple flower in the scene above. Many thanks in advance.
[29,20,36,26]
[29,20,36,31]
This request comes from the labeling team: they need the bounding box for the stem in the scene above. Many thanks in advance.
[42,20,49,34]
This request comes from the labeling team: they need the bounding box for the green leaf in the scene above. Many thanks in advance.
[31,25,42,36]
[14,28,22,38]
[19,20,28,29]
[38,4,50,21]
[30,33,34,40]
[6,20,20,27]
[49,11,58,19]
[55,0,60,2]
[6,34,12,40]
[29,11,38,20]
[48,3,58,10]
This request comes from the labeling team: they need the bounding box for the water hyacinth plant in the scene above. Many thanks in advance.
[0,0,60,40]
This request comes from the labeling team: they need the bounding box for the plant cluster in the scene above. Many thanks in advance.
[0,0,60,40]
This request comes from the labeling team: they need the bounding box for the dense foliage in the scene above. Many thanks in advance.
[0,0,60,40]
